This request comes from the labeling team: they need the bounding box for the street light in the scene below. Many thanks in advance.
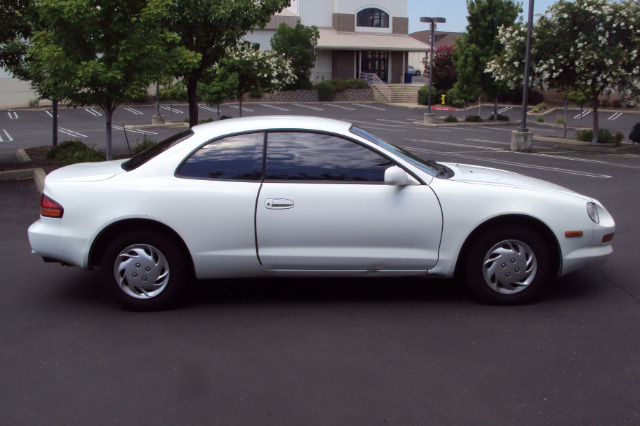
[420,16,446,114]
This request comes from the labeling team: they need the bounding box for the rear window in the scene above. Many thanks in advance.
[121,129,194,171]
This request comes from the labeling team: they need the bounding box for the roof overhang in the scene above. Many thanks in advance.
[316,28,430,52]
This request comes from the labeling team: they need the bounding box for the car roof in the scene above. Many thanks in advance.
[191,115,354,137]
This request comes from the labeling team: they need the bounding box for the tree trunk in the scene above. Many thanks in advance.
[187,78,199,127]
[591,93,599,146]
[52,99,58,147]
[493,97,498,121]
[563,97,567,139]
[105,108,113,160]
[239,97,243,118]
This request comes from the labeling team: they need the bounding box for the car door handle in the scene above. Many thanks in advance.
[265,198,294,210]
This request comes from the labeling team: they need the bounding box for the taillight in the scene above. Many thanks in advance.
[40,194,64,218]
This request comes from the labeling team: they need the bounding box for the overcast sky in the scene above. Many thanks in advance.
[407,0,559,34]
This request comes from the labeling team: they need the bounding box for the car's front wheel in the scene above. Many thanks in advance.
[465,227,551,305]
[101,231,189,310]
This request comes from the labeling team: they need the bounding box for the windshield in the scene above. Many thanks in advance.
[349,126,445,177]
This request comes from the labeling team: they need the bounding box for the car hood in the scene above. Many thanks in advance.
[45,160,127,182]
[442,163,585,197]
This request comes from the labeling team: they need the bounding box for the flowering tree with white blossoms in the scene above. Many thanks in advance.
[488,0,640,145]
[201,42,296,117]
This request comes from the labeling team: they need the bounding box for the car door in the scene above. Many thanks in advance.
[255,131,443,271]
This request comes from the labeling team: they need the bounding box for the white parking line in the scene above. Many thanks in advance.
[403,146,612,178]
[574,110,591,119]
[354,103,386,111]
[261,104,289,111]
[292,103,323,111]
[607,112,623,120]
[498,106,513,113]
[199,105,219,113]
[85,108,102,117]
[7,111,18,119]
[124,107,144,115]
[161,106,184,114]
[377,119,416,125]
[405,138,502,151]
[466,138,510,146]
[45,110,60,118]
[0,129,14,142]
[112,125,158,135]
[59,127,87,138]
[227,105,254,112]
[324,104,355,110]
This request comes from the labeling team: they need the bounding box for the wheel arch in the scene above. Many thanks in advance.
[454,214,561,279]
[89,219,194,276]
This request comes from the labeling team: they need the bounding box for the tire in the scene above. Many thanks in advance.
[464,226,550,305]
[100,231,190,310]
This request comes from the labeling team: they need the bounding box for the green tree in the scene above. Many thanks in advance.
[167,0,290,127]
[489,0,640,145]
[202,42,296,116]
[454,0,522,111]
[270,22,319,90]
[30,0,173,160]
[1,1,68,146]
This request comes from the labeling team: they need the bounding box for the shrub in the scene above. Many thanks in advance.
[444,115,459,122]
[556,117,565,124]
[343,78,369,90]
[315,82,334,101]
[46,140,106,165]
[132,135,157,155]
[446,88,465,108]
[614,131,624,145]
[220,115,232,120]
[576,128,620,144]
[487,114,510,121]
[576,129,593,142]
[536,116,545,123]
[29,98,40,108]
[536,102,548,110]
[418,85,445,106]
[465,115,482,122]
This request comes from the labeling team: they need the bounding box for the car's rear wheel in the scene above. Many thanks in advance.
[101,231,189,310]
[465,227,550,305]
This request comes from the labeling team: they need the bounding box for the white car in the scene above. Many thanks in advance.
[29,116,615,309]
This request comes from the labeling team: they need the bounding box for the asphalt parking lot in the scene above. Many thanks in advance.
[1,102,640,423]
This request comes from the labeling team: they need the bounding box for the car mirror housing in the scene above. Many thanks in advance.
[384,166,413,186]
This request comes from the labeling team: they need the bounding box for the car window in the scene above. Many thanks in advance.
[122,129,193,171]
[265,131,392,182]
[178,132,264,180]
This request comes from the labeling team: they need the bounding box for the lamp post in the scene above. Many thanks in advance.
[511,0,535,151]
[420,17,446,115]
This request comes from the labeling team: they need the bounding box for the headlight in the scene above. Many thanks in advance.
[586,202,599,224]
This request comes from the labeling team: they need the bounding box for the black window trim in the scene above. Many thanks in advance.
[174,128,424,185]
[174,130,267,182]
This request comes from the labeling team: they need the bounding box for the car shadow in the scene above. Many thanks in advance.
[49,268,607,310]
[186,276,475,308]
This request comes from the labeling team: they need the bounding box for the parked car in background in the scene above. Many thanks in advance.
[29,116,615,310]
[407,65,421,76]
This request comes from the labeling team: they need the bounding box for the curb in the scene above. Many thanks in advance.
[0,149,46,192]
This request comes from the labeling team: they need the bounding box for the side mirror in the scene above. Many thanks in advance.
[384,166,413,186]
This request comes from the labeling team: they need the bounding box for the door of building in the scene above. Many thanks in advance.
[361,51,389,82]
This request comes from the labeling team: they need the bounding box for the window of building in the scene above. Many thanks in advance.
[356,8,390,28]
